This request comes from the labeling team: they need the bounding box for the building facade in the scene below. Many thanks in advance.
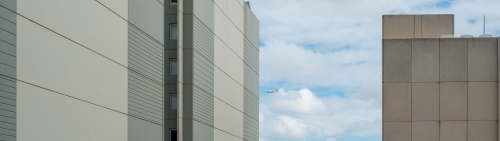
[383,14,499,141]
[0,0,258,141]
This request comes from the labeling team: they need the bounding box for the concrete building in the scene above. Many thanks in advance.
[0,0,258,141]
[382,14,499,141]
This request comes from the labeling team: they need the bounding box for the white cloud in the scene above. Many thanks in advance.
[270,89,328,114]
[260,89,380,140]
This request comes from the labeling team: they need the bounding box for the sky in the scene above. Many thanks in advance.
[246,0,500,141]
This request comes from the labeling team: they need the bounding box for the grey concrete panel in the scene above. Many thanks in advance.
[414,15,421,38]
[129,0,164,44]
[468,82,497,120]
[383,122,411,141]
[193,0,214,32]
[468,38,498,81]
[440,82,467,120]
[440,121,466,141]
[193,120,214,141]
[412,121,439,141]
[421,15,454,38]
[468,121,497,141]
[382,15,414,39]
[412,39,439,82]
[383,39,412,83]
[440,38,467,81]
[128,116,163,141]
[383,83,411,121]
[411,83,439,121]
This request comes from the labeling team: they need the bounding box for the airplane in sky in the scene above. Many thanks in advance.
[264,89,278,93]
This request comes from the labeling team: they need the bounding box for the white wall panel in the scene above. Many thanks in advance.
[214,98,244,138]
[17,82,127,141]
[214,68,244,111]
[17,17,128,113]
[96,0,128,20]
[17,0,128,65]
[214,37,244,84]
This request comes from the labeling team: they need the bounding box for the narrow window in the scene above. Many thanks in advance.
[170,93,177,110]
[170,59,177,75]
[171,0,177,4]
[170,129,177,141]
[170,24,178,40]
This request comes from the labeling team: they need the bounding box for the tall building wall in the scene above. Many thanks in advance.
[243,4,260,141]
[213,0,247,140]
[0,1,16,141]
[170,0,259,140]
[15,0,130,140]
[127,0,164,141]
[383,14,500,141]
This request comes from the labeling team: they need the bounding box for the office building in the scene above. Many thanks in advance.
[0,0,259,141]
[382,14,499,141]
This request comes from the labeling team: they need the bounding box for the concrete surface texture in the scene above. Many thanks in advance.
[383,14,500,141]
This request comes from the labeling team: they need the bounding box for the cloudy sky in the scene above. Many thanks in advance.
[246,0,500,141]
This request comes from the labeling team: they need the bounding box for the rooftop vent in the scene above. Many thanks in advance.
[479,34,493,38]
[460,34,473,38]
[441,35,455,38]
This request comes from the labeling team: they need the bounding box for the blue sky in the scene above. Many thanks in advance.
[247,0,500,141]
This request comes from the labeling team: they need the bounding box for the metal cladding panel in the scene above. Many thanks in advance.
[128,24,164,124]
[244,39,259,72]
[243,90,259,141]
[192,17,215,128]
[243,5,259,48]
[243,4,259,141]
[0,1,15,141]
[128,0,164,140]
